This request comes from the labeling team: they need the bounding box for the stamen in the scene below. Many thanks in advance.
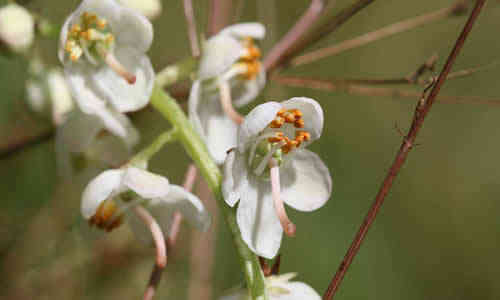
[270,117,284,128]
[218,80,244,124]
[270,159,296,237]
[133,206,167,300]
[104,52,137,84]
[88,200,123,231]
[294,118,305,128]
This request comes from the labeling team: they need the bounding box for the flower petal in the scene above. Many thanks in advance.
[238,101,282,152]
[198,34,243,79]
[81,169,124,219]
[270,281,321,300]
[93,47,154,113]
[152,185,211,232]
[232,67,266,108]
[237,177,283,259]
[281,149,332,212]
[189,81,238,164]
[123,167,170,199]
[219,23,266,40]
[114,4,153,53]
[222,150,249,207]
[65,68,130,138]
[281,97,323,142]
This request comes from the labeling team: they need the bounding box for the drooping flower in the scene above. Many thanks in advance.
[0,3,34,52]
[222,97,332,258]
[219,273,321,300]
[117,0,162,20]
[58,0,154,137]
[26,65,74,125]
[81,164,211,241]
[189,23,266,164]
[55,110,138,177]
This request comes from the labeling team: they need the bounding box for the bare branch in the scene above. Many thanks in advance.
[267,0,375,72]
[183,0,200,57]
[274,75,500,105]
[292,1,466,66]
[263,0,326,72]
[322,1,486,299]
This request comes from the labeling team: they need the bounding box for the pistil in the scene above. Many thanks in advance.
[104,51,137,84]
[270,158,296,237]
[218,80,243,124]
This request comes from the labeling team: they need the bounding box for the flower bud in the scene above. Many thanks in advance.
[118,0,162,20]
[0,4,34,52]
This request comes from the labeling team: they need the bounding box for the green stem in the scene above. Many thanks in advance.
[130,128,178,166]
[150,85,268,300]
[156,56,198,88]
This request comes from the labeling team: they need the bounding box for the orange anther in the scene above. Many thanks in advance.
[277,109,286,117]
[284,113,296,123]
[290,109,303,118]
[294,118,305,128]
[270,117,284,128]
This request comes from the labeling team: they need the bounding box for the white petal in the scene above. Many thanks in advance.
[270,281,321,300]
[220,23,266,40]
[282,97,323,142]
[117,0,162,20]
[114,4,153,53]
[189,81,238,164]
[57,110,104,155]
[93,47,154,113]
[222,150,249,207]
[81,169,125,219]
[237,177,283,259]
[152,185,211,232]
[238,102,282,152]
[232,67,266,108]
[123,167,170,199]
[198,34,244,79]
[281,149,332,212]
[47,69,74,125]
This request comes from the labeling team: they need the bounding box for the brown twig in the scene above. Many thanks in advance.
[322,1,486,299]
[207,0,233,36]
[273,65,500,105]
[267,0,376,72]
[292,1,466,66]
[0,127,54,160]
[263,0,326,72]
[183,0,200,57]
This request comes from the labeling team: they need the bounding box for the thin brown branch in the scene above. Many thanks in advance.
[267,0,375,72]
[0,127,54,160]
[207,0,233,36]
[322,1,486,299]
[183,0,200,57]
[274,75,500,105]
[292,1,467,66]
[263,0,326,72]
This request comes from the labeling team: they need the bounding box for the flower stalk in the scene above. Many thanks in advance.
[150,85,268,300]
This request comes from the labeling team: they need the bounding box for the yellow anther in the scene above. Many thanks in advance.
[97,18,108,29]
[270,117,284,128]
[89,200,123,232]
[70,24,81,35]
[70,46,83,62]
[65,40,76,52]
[296,131,311,141]
[80,30,91,40]
[268,132,285,143]
[242,60,260,80]
[105,33,114,44]
[290,109,302,118]
[277,109,286,117]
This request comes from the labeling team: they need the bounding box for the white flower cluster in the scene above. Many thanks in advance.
[54,0,332,298]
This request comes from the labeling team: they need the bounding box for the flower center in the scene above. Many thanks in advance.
[250,108,311,177]
[88,199,124,232]
[64,12,136,84]
[236,37,262,80]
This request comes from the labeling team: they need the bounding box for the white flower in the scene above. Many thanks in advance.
[0,3,34,52]
[55,110,138,177]
[81,165,211,240]
[189,23,266,164]
[219,273,321,300]
[26,68,74,125]
[117,0,162,20]
[222,97,332,258]
[58,0,154,136]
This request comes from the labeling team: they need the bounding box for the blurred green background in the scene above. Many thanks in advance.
[1,0,500,299]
